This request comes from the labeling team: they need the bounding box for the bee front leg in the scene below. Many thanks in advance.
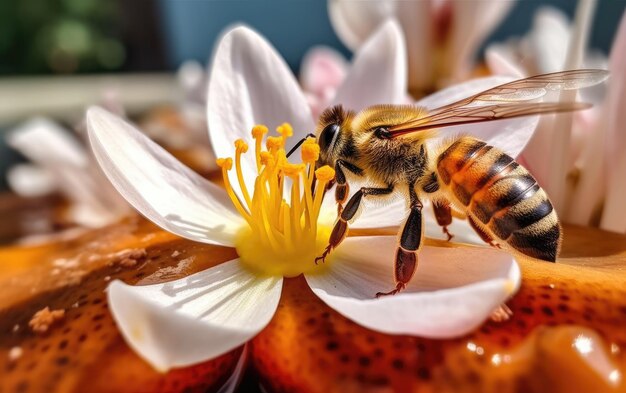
[376,188,423,297]
[316,184,393,264]
[333,160,364,216]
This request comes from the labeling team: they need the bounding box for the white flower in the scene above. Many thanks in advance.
[328,0,515,93]
[85,25,534,372]
[487,7,626,233]
[7,117,129,228]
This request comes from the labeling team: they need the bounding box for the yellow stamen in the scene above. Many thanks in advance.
[220,124,333,277]
[266,136,283,152]
[252,125,268,171]
[216,157,251,223]
[234,139,252,209]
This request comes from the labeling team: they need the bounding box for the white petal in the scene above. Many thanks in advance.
[485,45,526,78]
[423,204,485,245]
[528,7,571,73]
[7,164,56,197]
[599,13,626,232]
[87,107,244,246]
[416,76,512,110]
[7,117,128,227]
[348,195,407,229]
[108,259,283,371]
[416,77,539,158]
[328,0,394,50]
[446,0,515,80]
[306,236,519,338]
[332,19,407,111]
[207,25,315,185]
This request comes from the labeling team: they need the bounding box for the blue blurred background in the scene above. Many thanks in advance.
[1,0,624,75]
[0,0,625,192]
[158,0,625,71]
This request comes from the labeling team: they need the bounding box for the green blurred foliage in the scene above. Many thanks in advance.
[0,0,126,74]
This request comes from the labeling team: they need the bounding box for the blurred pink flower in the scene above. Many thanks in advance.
[300,46,348,118]
[329,0,515,93]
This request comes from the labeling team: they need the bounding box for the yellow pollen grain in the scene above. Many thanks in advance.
[216,157,233,170]
[282,162,305,178]
[251,125,268,139]
[266,136,283,151]
[315,166,335,182]
[301,140,320,163]
[235,139,249,153]
[277,123,293,138]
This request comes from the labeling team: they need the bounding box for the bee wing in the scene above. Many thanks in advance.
[387,69,608,138]
[387,102,591,138]
[432,69,609,110]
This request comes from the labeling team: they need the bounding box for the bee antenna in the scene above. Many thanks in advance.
[286,133,316,158]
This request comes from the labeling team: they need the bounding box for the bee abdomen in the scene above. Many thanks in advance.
[437,136,561,261]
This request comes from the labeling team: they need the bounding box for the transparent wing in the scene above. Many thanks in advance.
[387,69,608,138]
[388,102,591,138]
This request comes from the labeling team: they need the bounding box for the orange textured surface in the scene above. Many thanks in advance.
[1,214,625,392]
[250,225,626,393]
[0,217,241,393]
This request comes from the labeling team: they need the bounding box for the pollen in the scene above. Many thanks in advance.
[216,124,335,277]
[301,138,320,162]
[315,166,335,182]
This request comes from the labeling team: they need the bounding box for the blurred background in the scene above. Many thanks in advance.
[0,0,624,190]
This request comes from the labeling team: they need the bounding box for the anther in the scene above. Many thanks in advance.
[315,166,336,182]
[260,151,274,167]
[216,157,233,170]
[235,139,249,153]
[266,136,283,151]
[277,123,293,138]
[282,163,305,178]
[251,125,268,139]
[301,140,320,162]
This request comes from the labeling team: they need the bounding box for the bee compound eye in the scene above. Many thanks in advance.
[374,126,391,139]
[319,123,340,151]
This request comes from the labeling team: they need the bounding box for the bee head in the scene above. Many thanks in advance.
[315,105,354,166]
[352,105,433,145]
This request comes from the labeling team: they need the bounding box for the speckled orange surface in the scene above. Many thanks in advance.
[1,216,625,393]
[0,218,241,393]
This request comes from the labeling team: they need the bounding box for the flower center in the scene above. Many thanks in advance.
[216,123,335,277]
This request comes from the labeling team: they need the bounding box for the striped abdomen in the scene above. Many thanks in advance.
[437,136,561,261]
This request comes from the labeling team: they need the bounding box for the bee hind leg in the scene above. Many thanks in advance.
[376,189,422,298]
[468,215,501,248]
[433,201,454,241]
[316,185,394,264]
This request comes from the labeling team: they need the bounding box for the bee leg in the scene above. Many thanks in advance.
[316,184,393,264]
[376,189,423,297]
[334,160,364,216]
[468,215,501,248]
[433,201,454,241]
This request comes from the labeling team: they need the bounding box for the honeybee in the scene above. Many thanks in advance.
[306,69,608,297]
